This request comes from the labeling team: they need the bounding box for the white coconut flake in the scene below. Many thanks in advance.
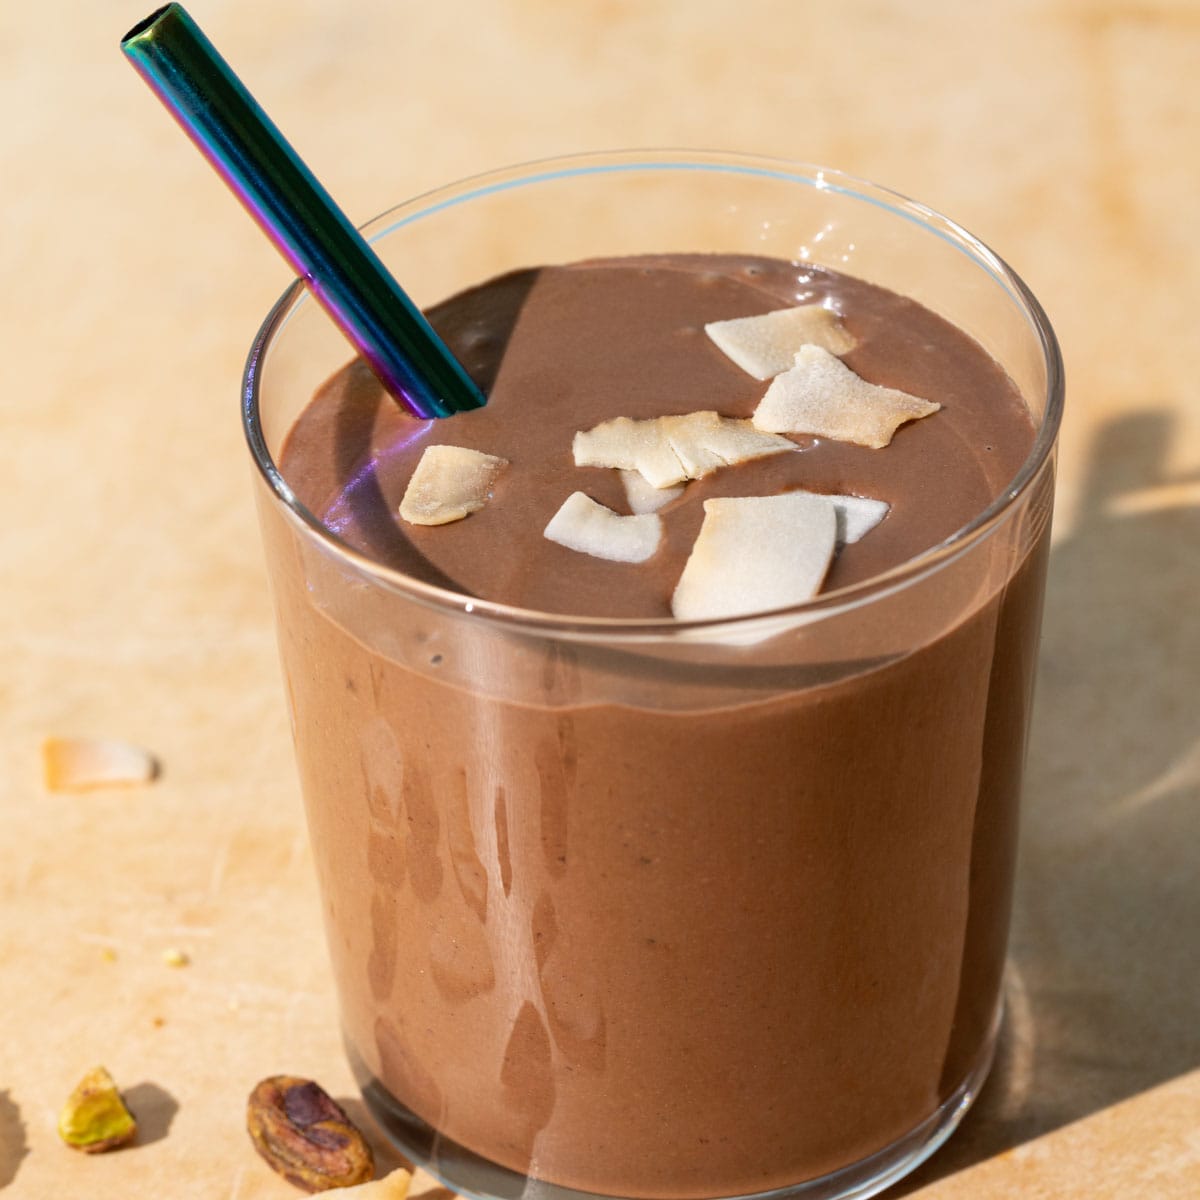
[573,416,684,488]
[42,736,158,792]
[705,305,857,379]
[787,490,890,544]
[620,469,683,514]
[336,1167,414,1200]
[752,345,940,448]
[399,445,508,526]
[671,493,838,621]
[574,412,793,488]
[544,492,663,563]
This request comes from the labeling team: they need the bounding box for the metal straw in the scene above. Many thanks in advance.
[121,4,485,419]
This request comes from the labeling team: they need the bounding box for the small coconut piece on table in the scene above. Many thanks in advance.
[42,736,157,792]
[334,1168,415,1199]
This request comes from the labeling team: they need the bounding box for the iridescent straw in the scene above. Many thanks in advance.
[121,4,485,420]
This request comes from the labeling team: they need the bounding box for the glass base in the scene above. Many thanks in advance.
[349,1004,1000,1200]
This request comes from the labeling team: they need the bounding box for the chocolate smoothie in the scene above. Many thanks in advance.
[261,255,1051,1198]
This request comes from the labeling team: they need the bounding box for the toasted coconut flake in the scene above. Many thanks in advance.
[620,469,683,514]
[544,492,663,563]
[664,412,794,477]
[706,305,857,379]
[753,345,940,448]
[340,1168,415,1199]
[573,416,686,488]
[42,737,157,792]
[789,491,890,544]
[575,412,793,489]
[671,493,838,621]
[399,445,507,526]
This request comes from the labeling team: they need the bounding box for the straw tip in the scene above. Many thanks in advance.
[122,4,176,48]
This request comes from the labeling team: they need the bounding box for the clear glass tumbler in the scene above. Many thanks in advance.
[243,151,1062,1200]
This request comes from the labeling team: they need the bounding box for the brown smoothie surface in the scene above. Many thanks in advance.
[281,255,1033,618]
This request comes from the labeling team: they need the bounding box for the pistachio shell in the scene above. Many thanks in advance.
[247,1075,375,1192]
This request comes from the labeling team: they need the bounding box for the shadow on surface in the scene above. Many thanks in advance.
[123,1082,179,1148]
[898,409,1200,1191]
[0,1090,27,1191]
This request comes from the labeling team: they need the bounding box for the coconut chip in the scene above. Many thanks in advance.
[399,445,508,526]
[671,493,838,621]
[333,1167,414,1199]
[620,469,683,514]
[544,492,663,563]
[42,737,158,792]
[705,305,857,379]
[753,345,940,448]
[787,491,890,544]
[574,412,794,489]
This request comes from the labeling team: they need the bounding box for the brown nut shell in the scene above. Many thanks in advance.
[246,1075,374,1192]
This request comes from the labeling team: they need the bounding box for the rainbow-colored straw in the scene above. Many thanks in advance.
[121,4,485,420]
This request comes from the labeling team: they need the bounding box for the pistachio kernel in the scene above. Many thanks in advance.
[58,1066,137,1153]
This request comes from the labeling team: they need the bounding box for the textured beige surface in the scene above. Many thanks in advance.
[2,0,1198,1196]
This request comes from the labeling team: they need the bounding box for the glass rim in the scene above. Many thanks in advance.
[242,148,1064,639]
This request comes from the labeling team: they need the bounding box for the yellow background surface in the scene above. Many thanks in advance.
[2,1,1198,1196]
